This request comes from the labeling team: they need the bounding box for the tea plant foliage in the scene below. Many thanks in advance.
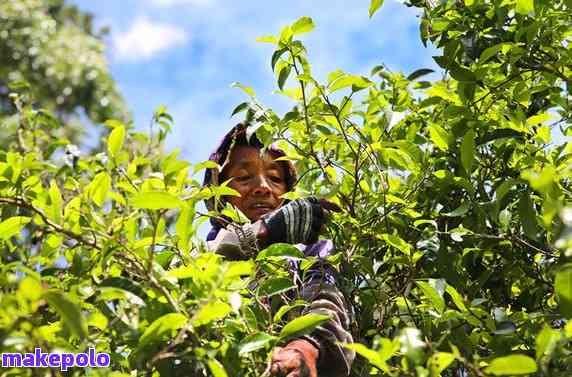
[0,0,571,376]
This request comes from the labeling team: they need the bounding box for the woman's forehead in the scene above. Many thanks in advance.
[226,145,283,170]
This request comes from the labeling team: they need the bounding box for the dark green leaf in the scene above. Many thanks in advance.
[230,102,250,117]
[258,277,295,297]
[555,268,572,318]
[407,68,434,81]
[278,65,292,90]
[518,193,538,240]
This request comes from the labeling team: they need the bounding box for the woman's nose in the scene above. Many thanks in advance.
[252,175,271,194]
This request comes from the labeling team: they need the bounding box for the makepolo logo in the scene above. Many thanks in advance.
[1,348,110,371]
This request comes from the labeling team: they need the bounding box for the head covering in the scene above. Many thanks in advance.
[203,123,297,239]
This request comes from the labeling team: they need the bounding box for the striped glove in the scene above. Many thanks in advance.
[262,197,325,245]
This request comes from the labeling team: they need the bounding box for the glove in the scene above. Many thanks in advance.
[262,197,325,245]
[269,339,319,377]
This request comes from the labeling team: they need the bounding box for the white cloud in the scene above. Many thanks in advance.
[149,0,214,7]
[113,18,188,62]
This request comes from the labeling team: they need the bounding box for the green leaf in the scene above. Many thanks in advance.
[107,124,126,158]
[256,35,277,44]
[536,326,561,359]
[479,44,505,63]
[329,75,372,93]
[271,48,288,71]
[44,291,88,340]
[230,102,250,117]
[279,313,330,339]
[256,243,304,260]
[176,203,195,250]
[238,333,276,355]
[443,201,470,217]
[555,268,572,318]
[429,352,455,376]
[343,343,388,372]
[193,302,232,327]
[0,216,31,240]
[407,68,434,81]
[461,129,475,174]
[428,123,451,151]
[278,65,292,90]
[381,234,411,255]
[449,64,476,82]
[478,128,524,145]
[207,359,228,377]
[230,82,256,97]
[193,160,218,175]
[131,191,183,210]
[368,0,385,18]
[416,281,445,313]
[515,0,534,15]
[291,17,315,35]
[48,180,63,224]
[518,193,538,240]
[485,355,537,375]
[88,172,111,207]
[446,285,467,312]
[258,277,295,297]
[138,313,187,349]
[99,277,147,301]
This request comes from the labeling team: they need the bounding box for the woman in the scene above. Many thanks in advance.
[203,123,355,377]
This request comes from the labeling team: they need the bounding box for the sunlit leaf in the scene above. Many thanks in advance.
[279,314,330,339]
[485,355,537,375]
[131,191,183,209]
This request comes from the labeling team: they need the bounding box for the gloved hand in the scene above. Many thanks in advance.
[262,197,340,245]
[269,339,319,377]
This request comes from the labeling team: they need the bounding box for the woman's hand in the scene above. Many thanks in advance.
[269,339,319,377]
[261,197,341,245]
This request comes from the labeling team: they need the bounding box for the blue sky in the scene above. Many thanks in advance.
[70,0,438,164]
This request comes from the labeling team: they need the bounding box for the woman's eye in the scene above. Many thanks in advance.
[235,175,250,182]
[269,175,283,183]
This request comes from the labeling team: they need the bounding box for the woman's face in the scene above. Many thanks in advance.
[222,145,287,221]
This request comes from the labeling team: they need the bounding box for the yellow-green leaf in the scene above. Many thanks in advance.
[291,16,314,35]
[108,124,126,158]
[417,281,445,313]
[428,123,451,151]
[256,35,277,44]
[48,180,63,224]
[88,172,111,207]
[44,291,88,340]
[461,129,475,174]
[138,313,187,349]
[238,333,276,355]
[429,352,455,377]
[515,0,534,15]
[193,302,232,327]
[485,355,537,375]
[0,216,31,240]
[131,191,183,209]
[343,343,389,372]
[207,359,228,377]
[369,0,385,18]
[279,313,330,339]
